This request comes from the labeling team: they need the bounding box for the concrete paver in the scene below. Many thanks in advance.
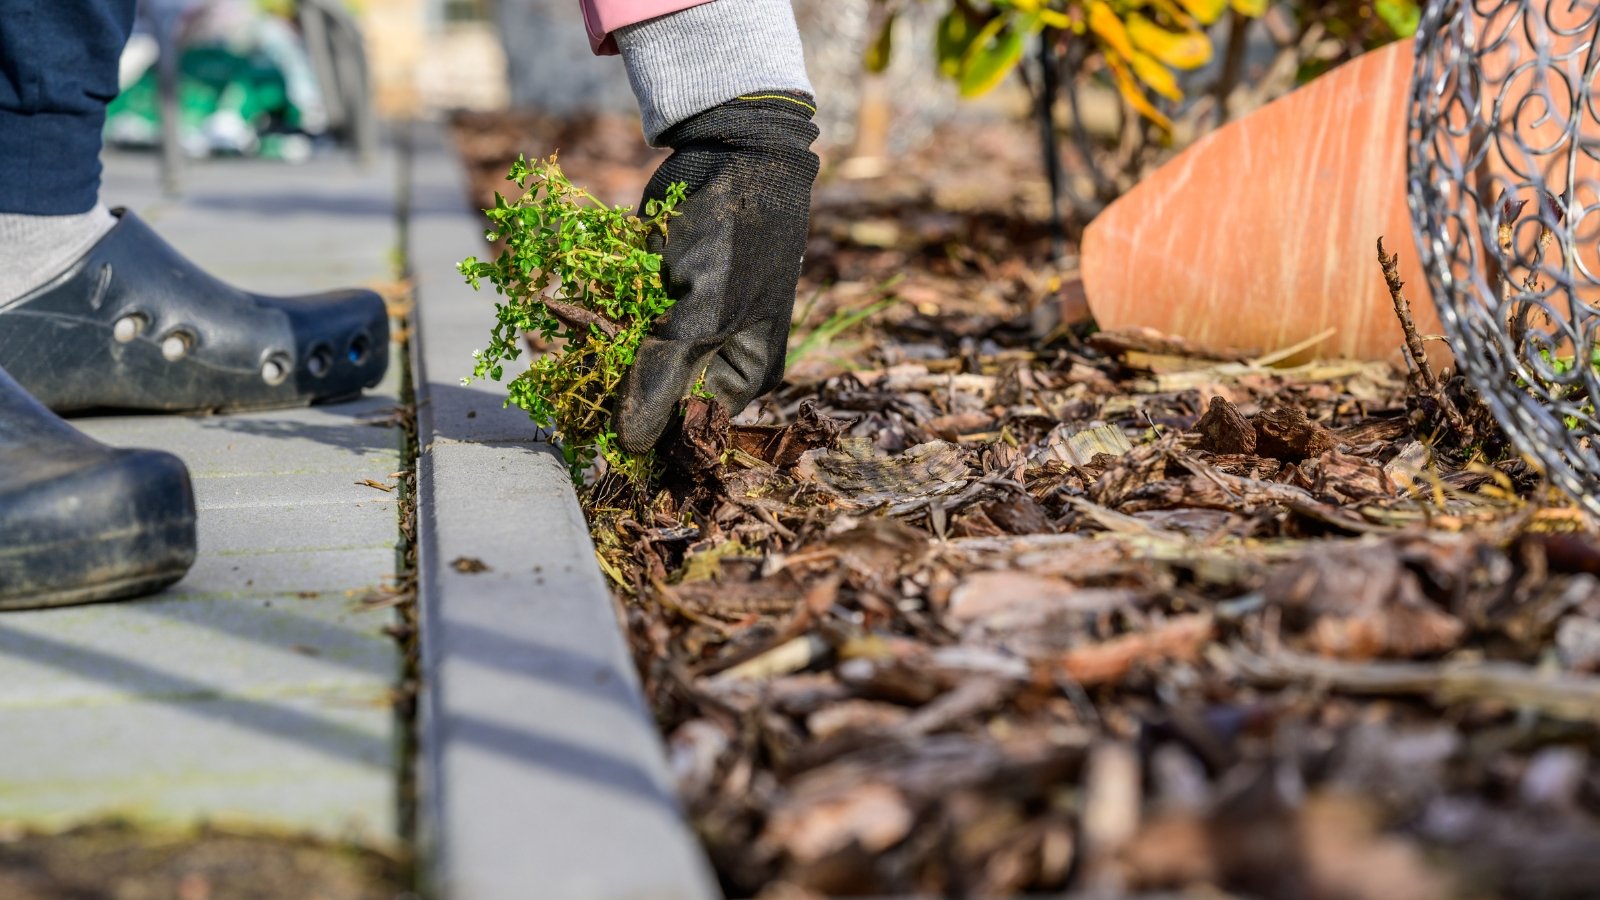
[0,697,395,842]
[0,593,395,706]
[193,499,398,552]
[0,150,404,846]
[179,546,395,596]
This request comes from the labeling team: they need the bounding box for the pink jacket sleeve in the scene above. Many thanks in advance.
[580,0,718,54]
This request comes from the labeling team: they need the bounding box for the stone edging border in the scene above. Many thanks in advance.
[404,122,717,900]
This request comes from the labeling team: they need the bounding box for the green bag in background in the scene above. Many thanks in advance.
[108,0,329,162]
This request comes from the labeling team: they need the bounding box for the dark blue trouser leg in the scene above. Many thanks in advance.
[0,0,137,215]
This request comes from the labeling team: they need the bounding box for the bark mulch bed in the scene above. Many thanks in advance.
[454,111,1600,899]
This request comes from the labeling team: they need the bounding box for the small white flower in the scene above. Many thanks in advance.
[459,377,471,386]
[471,349,482,358]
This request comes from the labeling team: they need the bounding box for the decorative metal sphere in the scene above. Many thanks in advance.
[1409,0,1600,513]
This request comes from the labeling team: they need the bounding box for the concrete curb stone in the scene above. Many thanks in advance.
[407,122,718,900]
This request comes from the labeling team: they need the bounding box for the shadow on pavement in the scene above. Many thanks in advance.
[0,623,389,768]
[435,622,648,721]
[195,393,404,457]
[418,380,549,445]
[441,712,681,819]
[130,595,397,680]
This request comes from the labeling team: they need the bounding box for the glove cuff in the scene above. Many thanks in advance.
[614,0,814,146]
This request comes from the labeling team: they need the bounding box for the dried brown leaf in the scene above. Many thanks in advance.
[795,438,971,507]
[948,572,1137,630]
[1264,541,1466,659]
[730,400,851,470]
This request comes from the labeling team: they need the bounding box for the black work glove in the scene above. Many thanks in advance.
[615,92,821,453]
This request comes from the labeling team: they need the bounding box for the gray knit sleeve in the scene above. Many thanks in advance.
[613,0,814,145]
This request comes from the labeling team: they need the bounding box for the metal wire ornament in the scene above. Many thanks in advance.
[1409,0,1600,513]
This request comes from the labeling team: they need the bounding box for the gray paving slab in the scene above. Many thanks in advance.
[192,473,400,510]
[0,150,405,846]
[0,696,396,846]
[0,592,396,707]
[408,123,717,899]
[105,151,399,279]
[81,396,402,475]
[177,546,396,597]
[195,499,398,555]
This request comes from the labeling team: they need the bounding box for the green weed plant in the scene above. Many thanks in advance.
[458,154,685,485]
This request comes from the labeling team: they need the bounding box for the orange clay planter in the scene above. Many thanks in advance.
[1081,39,1439,364]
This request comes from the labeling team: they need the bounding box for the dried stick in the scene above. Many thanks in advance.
[1378,237,1469,433]
[1506,190,1563,363]
[543,298,620,339]
[1223,645,1600,725]
[1210,11,1251,126]
[1379,237,1440,392]
[1087,325,1255,362]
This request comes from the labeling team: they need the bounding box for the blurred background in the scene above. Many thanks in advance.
[116,0,1418,213]
[115,0,1417,356]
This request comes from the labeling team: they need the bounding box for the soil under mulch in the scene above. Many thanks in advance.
[453,110,1600,899]
[0,824,407,899]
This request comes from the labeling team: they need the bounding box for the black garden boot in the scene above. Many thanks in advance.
[0,362,196,609]
[0,210,388,413]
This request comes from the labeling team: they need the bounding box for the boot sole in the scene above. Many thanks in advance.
[0,568,191,611]
[0,451,197,610]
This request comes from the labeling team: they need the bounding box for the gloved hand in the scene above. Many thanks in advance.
[615,92,820,453]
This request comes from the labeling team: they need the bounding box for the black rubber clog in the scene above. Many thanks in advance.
[0,364,197,609]
[0,210,389,413]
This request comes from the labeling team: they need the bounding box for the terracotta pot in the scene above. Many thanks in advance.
[1082,39,1437,363]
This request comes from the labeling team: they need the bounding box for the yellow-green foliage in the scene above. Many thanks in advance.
[869,0,1269,131]
[458,155,686,485]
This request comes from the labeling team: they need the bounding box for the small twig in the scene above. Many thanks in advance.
[1035,28,1067,262]
[1513,190,1564,360]
[736,498,798,541]
[1378,237,1440,393]
[1222,644,1600,725]
[1498,188,1532,347]
[1142,409,1164,440]
[1062,39,1120,208]
[707,634,828,683]
[1087,326,1255,362]
[1378,237,1469,434]
[1211,10,1251,126]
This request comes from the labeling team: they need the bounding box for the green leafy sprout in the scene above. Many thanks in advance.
[457,154,686,485]
[1530,347,1600,431]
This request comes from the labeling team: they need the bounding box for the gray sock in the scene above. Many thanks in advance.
[0,204,118,304]
[615,0,814,146]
